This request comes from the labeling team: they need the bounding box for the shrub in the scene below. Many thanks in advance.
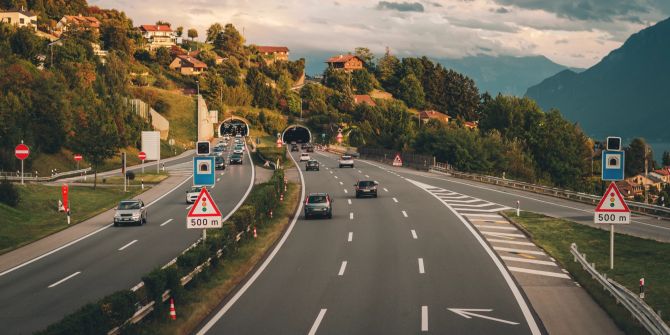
[99,290,138,326]
[125,170,135,181]
[0,178,19,207]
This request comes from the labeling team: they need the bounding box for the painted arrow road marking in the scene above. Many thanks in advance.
[448,308,519,325]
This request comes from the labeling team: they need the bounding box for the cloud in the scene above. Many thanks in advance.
[493,0,670,23]
[376,1,424,12]
[493,7,510,14]
[555,38,569,44]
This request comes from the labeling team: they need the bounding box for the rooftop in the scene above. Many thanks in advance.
[255,46,289,53]
[140,24,173,32]
[326,54,361,63]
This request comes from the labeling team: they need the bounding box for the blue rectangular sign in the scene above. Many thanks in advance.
[193,156,216,187]
[601,150,625,181]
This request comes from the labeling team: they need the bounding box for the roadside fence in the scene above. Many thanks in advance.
[358,147,434,171]
[0,168,92,183]
[571,243,670,334]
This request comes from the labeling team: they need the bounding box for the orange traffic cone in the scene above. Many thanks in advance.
[253,227,257,239]
[169,298,176,320]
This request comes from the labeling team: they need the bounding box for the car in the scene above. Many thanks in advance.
[306,145,314,152]
[345,151,360,158]
[304,193,333,219]
[301,143,309,150]
[215,156,226,170]
[186,186,206,203]
[223,135,231,141]
[354,180,378,198]
[233,146,244,154]
[306,160,320,171]
[213,147,225,156]
[339,155,354,168]
[114,200,147,226]
[230,153,243,164]
[300,153,310,162]
[291,144,299,152]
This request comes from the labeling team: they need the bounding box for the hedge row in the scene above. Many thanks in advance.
[256,146,287,165]
[38,169,287,334]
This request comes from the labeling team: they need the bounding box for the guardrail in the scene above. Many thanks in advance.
[570,243,670,334]
[431,164,670,218]
[0,168,92,182]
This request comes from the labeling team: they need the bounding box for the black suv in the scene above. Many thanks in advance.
[306,160,319,171]
[215,156,226,170]
[304,193,333,219]
[291,144,299,152]
[229,153,243,165]
[354,180,378,198]
[306,145,314,152]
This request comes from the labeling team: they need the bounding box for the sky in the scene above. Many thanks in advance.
[90,0,670,69]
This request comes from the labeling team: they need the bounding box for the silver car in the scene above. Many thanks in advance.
[113,200,147,226]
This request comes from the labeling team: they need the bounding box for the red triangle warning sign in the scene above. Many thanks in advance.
[187,188,222,217]
[393,153,403,167]
[595,182,630,213]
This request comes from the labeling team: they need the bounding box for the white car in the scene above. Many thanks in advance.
[339,155,354,168]
[186,186,206,204]
[300,153,310,162]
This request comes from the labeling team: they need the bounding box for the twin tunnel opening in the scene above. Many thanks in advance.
[218,118,312,144]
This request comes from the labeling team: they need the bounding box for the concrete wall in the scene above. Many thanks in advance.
[197,95,215,141]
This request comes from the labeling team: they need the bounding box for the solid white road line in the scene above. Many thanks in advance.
[308,309,328,335]
[118,240,138,251]
[493,247,545,255]
[501,256,557,266]
[441,199,480,203]
[348,199,352,205]
[402,210,408,218]
[487,239,534,246]
[160,219,173,227]
[48,271,81,288]
[350,212,354,220]
[344,189,348,194]
[508,267,571,279]
[421,306,428,331]
[393,197,398,203]
[186,205,193,210]
[411,229,418,239]
[348,232,353,242]
[473,225,517,230]
[383,188,389,192]
[461,213,502,218]
[338,261,348,276]
[453,207,511,212]
[449,202,497,207]
[418,258,425,274]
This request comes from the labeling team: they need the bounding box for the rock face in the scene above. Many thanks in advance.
[526,17,670,141]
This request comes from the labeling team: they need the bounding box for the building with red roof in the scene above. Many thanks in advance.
[353,95,376,106]
[326,54,363,72]
[56,14,100,35]
[139,24,177,51]
[254,45,289,64]
[419,110,450,124]
[169,55,207,75]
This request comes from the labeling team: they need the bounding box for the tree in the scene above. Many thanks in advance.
[213,24,244,57]
[155,20,171,27]
[155,47,172,66]
[9,27,42,62]
[71,105,119,190]
[100,23,131,55]
[176,26,183,37]
[397,73,425,109]
[187,28,198,41]
[663,151,670,167]
[206,23,223,43]
[351,68,377,94]
[354,47,375,69]
[625,138,649,177]
[376,49,400,90]
[322,67,350,92]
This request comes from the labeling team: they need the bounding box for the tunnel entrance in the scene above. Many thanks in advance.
[219,118,249,137]
[282,125,312,144]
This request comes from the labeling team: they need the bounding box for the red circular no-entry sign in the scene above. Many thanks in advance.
[138,152,147,160]
[74,154,83,162]
[15,144,29,160]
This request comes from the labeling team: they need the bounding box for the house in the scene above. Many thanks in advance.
[255,46,289,64]
[91,43,108,63]
[353,95,376,107]
[169,55,207,75]
[419,110,450,124]
[0,7,37,31]
[139,25,176,51]
[653,168,670,183]
[464,121,478,130]
[326,54,363,72]
[57,14,100,34]
[616,180,643,199]
[629,174,664,192]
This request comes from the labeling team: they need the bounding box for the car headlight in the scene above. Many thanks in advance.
[132,213,140,219]
[114,213,121,218]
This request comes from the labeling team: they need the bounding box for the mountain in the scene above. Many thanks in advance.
[526,17,670,142]
[437,55,581,96]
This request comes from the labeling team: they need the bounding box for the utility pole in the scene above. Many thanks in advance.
[644,144,649,203]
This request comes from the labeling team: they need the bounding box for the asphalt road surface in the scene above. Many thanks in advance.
[0,143,254,334]
[197,150,543,335]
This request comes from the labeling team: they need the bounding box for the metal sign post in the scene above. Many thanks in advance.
[594,182,630,269]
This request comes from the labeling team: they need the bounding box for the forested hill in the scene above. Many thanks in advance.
[526,16,670,142]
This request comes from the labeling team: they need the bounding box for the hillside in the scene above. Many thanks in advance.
[526,17,670,142]
[438,55,580,96]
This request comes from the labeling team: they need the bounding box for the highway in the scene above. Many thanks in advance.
[197,149,543,334]
[0,141,255,334]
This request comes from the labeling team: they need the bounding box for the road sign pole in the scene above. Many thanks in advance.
[123,152,127,193]
[21,159,24,185]
[202,229,206,243]
[610,224,614,269]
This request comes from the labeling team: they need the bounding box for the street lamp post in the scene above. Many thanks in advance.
[195,79,200,96]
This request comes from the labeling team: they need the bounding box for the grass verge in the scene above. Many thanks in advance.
[0,184,142,254]
[130,182,300,334]
[506,211,669,334]
[78,172,169,185]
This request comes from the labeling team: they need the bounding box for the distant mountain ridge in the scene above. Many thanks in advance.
[526,17,670,142]
[437,55,581,96]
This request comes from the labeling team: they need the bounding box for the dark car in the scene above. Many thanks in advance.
[113,200,147,226]
[229,153,243,165]
[301,143,309,150]
[304,193,333,219]
[306,145,314,152]
[291,144,299,152]
[354,180,378,198]
[215,156,226,170]
[306,160,319,171]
